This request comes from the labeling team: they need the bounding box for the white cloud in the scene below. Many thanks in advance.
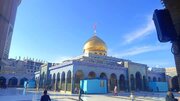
[109,44,169,57]
[123,16,155,44]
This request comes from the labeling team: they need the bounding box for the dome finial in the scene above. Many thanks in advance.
[93,23,97,36]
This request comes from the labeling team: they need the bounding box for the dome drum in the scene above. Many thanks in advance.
[84,50,107,56]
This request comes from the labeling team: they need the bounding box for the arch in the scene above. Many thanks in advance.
[153,77,157,82]
[119,74,125,91]
[20,77,28,86]
[130,74,135,90]
[148,76,151,82]
[61,72,65,91]
[100,72,108,92]
[42,72,45,80]
[110,73,117,91]
[52,73,56,90]
[75,70,84,89]
[56,72,60,91]
[172,76,179,91]
[0,76,6,87]
[8,77,18,87]
[143,76,147,90]
[135,72,142,91]
[88,71,96,78]
[40,72,45,88]
[48,74,52,85]
[100,72,107,79]
[66,70,72,91]
[158,77,161,82]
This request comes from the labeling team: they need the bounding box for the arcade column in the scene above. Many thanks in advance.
[54,79,57,91]
[134,77,136,91]
[5,78,8,86]
[71,76,74,93]
[117,79,120,91]
[65,77,67,92]
[162,0,180,89]
[17,79,20,86]
[108,79,110,92]
[128,77,131,91]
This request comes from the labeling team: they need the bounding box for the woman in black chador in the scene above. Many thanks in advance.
[40,90,51,101]
[166,91,177,101]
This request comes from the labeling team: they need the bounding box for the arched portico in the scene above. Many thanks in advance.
[153,77,157,82]
[110,73,117,91]
[143,76,147,90]
[130,74,135,91]
[49,74,52,85]
[135,72,142,91]
[61,72,65,91]
[74,70,84,89]
[52,73,56,90]
[39,72,45,88]
[0,76,6,87]
[119,74,125,91]
[56,72,60,91]
[148,76,151,82]
[172,76,179,91]
[158,77,161,82]
[20,78,28,86]
[88,71,96,79]
[8,77,18,87]
[100,72,107,79]
[66,70,72,91]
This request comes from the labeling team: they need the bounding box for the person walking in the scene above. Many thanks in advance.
[130,91,135,101]
[114,85,118,96]
[40,90,51,101]
[166,91,177,101]
[79,88,84,101]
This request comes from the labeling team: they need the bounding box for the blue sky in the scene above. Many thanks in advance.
[9,0,175,68]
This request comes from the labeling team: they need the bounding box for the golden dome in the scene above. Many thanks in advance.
[83,35,107,55]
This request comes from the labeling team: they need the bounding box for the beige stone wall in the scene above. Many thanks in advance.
[0,60,26,75]
[128,62,147,77]
[165,67,177,77]
[127,62,148,90]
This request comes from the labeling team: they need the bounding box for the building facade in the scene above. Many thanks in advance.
[0,58,44,87]
[35,34,166,93]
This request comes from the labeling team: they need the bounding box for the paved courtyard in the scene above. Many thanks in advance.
[0,88,180,101]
